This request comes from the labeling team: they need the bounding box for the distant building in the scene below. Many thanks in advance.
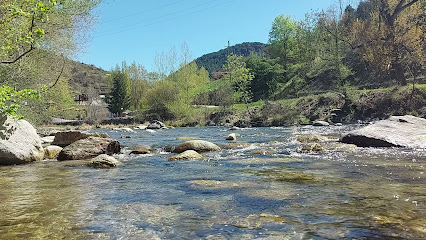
[74,93,89,103]
[210,72,229,81]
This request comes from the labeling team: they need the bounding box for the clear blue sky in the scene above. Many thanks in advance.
[77,0,341,72]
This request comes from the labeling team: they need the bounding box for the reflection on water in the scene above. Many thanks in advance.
[0,126,425,239]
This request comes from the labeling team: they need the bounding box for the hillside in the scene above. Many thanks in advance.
[195,42,268,73]
[68,60,109,97]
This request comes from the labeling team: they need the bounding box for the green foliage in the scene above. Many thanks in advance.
[140,61,211,121]
[107,70,131,116]
[0,86,39,118]
[1,0,98,60]
[245,53,284,101]
[268,15,298,66]
[120,61,149,109]
[223,53,254,105]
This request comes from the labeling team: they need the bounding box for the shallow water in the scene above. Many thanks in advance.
[0,126,425,239]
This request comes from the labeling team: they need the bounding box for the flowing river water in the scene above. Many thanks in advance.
[0,126,425,239]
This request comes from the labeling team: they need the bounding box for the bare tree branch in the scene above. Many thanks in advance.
[49,57,67,89]
[0,45,34,64]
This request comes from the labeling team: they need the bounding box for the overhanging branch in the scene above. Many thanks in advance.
[0,45,34,64]
[49,57,67,89]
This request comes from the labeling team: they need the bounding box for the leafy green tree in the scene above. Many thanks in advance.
[348,0,423,85]
[1,0,99,62]
[107,70,131,116]
[120,61,149,110]
[0,0,99,122]
[245,53,284,101]
[268,15,298,68]
[223,53,254,105]
[0,86,39,118]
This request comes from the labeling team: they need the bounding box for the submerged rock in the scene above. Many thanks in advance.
[341,115,426,148]
[190,180,254,189]
[296,135,328,143]
[86,154,122,168]
[173,140,221,153]
[229,126,241,131]
[130,146,151,155]
[44,145,63,159]
[168,150,203,161]
[113,127,134,133]
[176,136,200,140]
[299,143,323,153]
[312,121,330,126]
[0,115,44,165]
[57,136,121,161]
[226,133,237,141]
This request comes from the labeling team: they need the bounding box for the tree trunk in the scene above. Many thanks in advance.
[390,61,407,85]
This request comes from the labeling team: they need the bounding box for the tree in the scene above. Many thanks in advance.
[223,53,254,105]
[348,0,423,85]
[0,86,38,118]
[268,15,298,68]
[107,70,131,116]
[0,0,99,121]
[120,61,149,110]
[1,0,99,63]
[245,53,284,101]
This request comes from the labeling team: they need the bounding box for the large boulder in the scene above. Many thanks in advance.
[52,131,109,147]
[86,154,122,168]
[0,115,44,165]
[173,140,221,153]
[168,150,203,161]
[147,120,165,130]
[57,136,121,161]
[341,115,426,148]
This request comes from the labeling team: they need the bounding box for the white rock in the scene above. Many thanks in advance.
[0,115,44,165]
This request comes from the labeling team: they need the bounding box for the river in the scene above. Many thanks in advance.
[0,126,425,239]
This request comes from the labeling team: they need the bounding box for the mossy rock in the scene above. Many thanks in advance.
[296,135,328,143]
[299,143,323,153]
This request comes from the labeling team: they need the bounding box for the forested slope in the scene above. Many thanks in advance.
[195,42,267,73]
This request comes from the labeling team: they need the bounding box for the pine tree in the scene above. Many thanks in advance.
[107,70,131,116]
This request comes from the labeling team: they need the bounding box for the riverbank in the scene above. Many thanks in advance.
[169,84,426,128]
[35,84,426,130]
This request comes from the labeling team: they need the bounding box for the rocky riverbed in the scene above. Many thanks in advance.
[0,116,425,239]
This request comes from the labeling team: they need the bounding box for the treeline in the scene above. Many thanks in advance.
[107,51,211,124]
[261,0,425,99]
[108,0,425,124]
[230,0,424,101]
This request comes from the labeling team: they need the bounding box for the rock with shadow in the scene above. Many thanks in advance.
[341,115,426,148]
[57,136,121,161]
